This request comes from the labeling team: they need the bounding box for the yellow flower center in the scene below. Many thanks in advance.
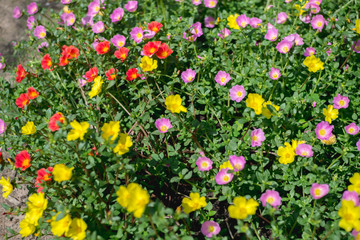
[234,164,242,170]
[349,128,355,133]
[302,151,307,156]
[210,1,215,6]
[23,158,30,167]
[236,91,243,97]
[252,136,258,141]
[220,77,226,83]
[118,41,124,46]
[272,73,278,78]
[150,47,156,53]
[339,100,345,106]
[314,189,321,196]
[282,46,289,53]
[208,226,215,232]
[271,35,277,40]
[241,22,246,27]
[95,6,100,12]
[285,153,291,158]
[266,197,275,204]
[223,175,230,182]
[317,22,322,27]
[201,162,208,168]
[319,129,326,136]
[187,77,193,82]
[40,32,46,38]
[160,126,168,132]
[344,213,354,221]
[136,33,142,38]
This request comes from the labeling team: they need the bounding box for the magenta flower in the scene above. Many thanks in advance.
[260,190,282,208]
[92,21,105,33]
[201,221,220,238]
[196,157,213,171]
[155,118,173,133]
[310,183,329,199]
[87,1,100,16]
[345,123,359,135]
[110,8,124,23]
[352,230,360,239]
[357,139,360,151]
[13,6,22,19]
[61,0,72,4]
[265,24,278,41]
[304,47,316,57]
[333,94,349,109]
[295,143,313,158]
[181,69,196,83]
[307,4,320,14]
[251,128,265,147]
[236,14,250,28]
[0,63,5,70]
[283,33,304,46]
[27,16,35,30]
[353,40,360,53]
[37,42,49,53]
[215,168,234,185]
[192,0,202,5]
[190,22,203,37]
[229,155,246,172]
[143,30,156,39]
[285,0,292,3]
[110,34,126,48]
[34,26,46,39]
[249,17,262,28]
[229,85,246,102]
[27,2,38,15]
[311,15,326,32]
[124,1,138,12]
[276,40,293,54]
[204,0,217,8]
[215,71,231,86]
[78,78,87,87]
[315,121,334,140]
[61,12,76,26]
[82,16,94,27]
[218,28,231,39]
[0,119,6,134]
[269,68,281,80]
[309,0,322,5]
[276,12,288,24]
[300,14,312,24]
[342,191,359,206]
[204,16,215,28]
[183,32,197,42]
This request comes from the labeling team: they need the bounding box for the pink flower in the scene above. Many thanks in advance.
[285,0,292,3]
[110,8,124,23]
[342,191,359,206]
[312,101,317,107]
[264,24,278,41]
[249,17,262,28]
[190,22,203,37]
[204,16,215,28]
[214,71,231,86]
[13,6,22,19]
[130,27,143,43]
[357,139,360,151]
[283,33,304,46]
[61,12,76,26]
[229,85,246,102]
[276,12,288,24]
[196,157,213,171]
[352,230,360,239]
[345,123,359,135]
[215,168,233,185]
[143,30,156,39]
[78,78,87,87]
[251,128,265,147]
[0,119,6,134]
[27,16,35,30]
[110,34,126,48]
[218,28,231,39]
[332,94,349,109]
[311,15,326,32]
[236,14,250,28]
[295,143,313,157]
[276,40,293,54]
[300,14,312,24]
[183,32,197,42]
[82,16,94,27]
[310,183,329,199]
[229,155,246,172]
[315,121,334,140]
[181,69,196,83]
[155,118,172,133]
[204,0,217,8]
[304,47,316,57]
[27,2,38,15]
[269,68,281,80]
[260,190,282,208]
[92,21,105,33]
[353,40,360,53]
[124,1,138,12]
[307,4,320,14]
[61,0,72,4]
[87,1,100,16]
[34,26,46,39]
[192,0,202,5]
[201,221,221,238]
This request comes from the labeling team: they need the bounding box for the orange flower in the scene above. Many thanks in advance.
[148,21,163,33]
[59,56,69,66]
[35,167,53,193]
[16,64,28,83]
[105,68,118,81]
[126,68,139,81]
[114,47,129,62]
[143,41,161,56]
[48,112,65,132]
[95,41,110,55]
[156,43,173,59]
[15,150,31,171]
[27,87,39,99]
[85,67,98,82]
[16,93,30,109]
[41,54,52,70]
[61,45,79,59]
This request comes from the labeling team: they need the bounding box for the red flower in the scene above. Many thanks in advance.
[41,54,52,70]
[15,150,31,171]
[48,112,65,132]
[114,47,129,62]
[85,67,98,82]
[156,43,173,59]
[61,45,79,59]
[105,68,118,81]
[27,87,39,99]
[59,56,69,66]
[143,41,161,56]
[95,41,110,55]
[126,68,139,81]
[16,64,28,83]
[35,167,53,193]
[148,21,163,33]
[15,93,30,109]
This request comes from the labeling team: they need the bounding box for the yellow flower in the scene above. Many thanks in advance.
[182,192,207,214]
[139,56,158,72]
[348,173,360,195]
[246,93,265,115]
[19,217,36,238]
[227,14,240,30]
[277,142,296,164]
[22,121,36,135]
[321,134,336,145]
[25,208,43,226]
[67,120,89,141]
[116,183,150,218]
[228,196,259,219]
[51,212,72,236]
[89,76,104,99]
[113,133,133,155]
[101,121,120,142]
[303,55,324,73]
[291,140,306,150]
[27,192,48,211]
[65,218,87,240]
[165,94,187,113]
[294,1,308,16]
[219,161,234,170]
[356,19,360,34]
[0,176,13,199]
[116,185,131,208]
[338,200,360,232]
[323,105,338,124]
[52,164,74,182]
[262,101,280,119]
